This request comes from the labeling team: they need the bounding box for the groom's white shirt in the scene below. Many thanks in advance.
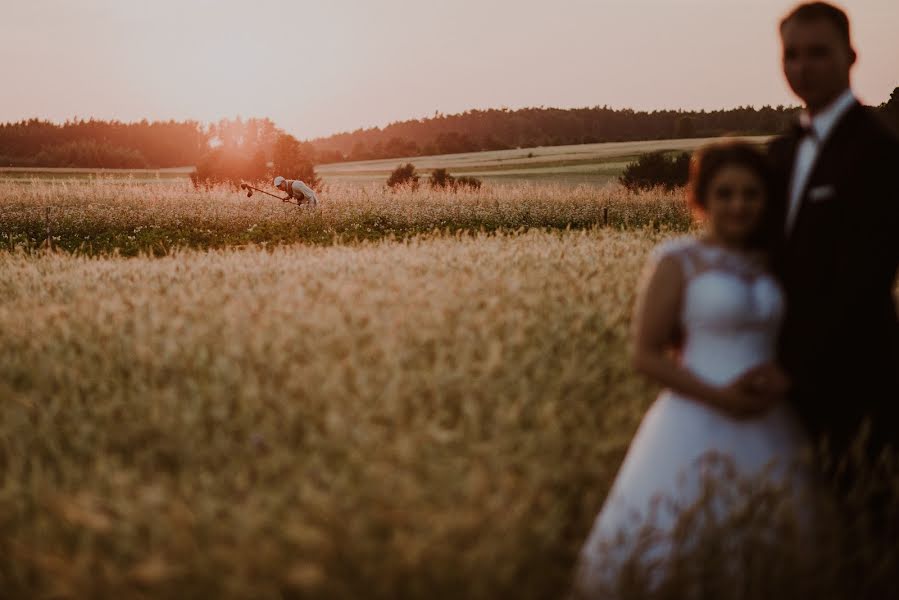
[785,87,857,234]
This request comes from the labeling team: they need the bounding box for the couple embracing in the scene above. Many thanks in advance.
[575,2,898,596]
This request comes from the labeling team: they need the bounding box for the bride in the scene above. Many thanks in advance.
[573,142,811,596]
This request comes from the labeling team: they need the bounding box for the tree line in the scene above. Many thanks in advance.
[0,118,208,168]
[309,105,801,163]
[0,117,318,187]
[1,88,896,170]
[310,90,899,163]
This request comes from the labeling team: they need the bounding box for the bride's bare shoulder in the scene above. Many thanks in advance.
[649,236,698,266]
[639,236,697,288]
[648,236,699,277]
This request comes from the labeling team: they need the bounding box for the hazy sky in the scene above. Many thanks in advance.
[2,0,897,139]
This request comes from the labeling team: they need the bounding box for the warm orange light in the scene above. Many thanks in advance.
[1,0,897,139]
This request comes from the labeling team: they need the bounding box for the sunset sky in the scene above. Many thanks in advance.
[3,0,897,140]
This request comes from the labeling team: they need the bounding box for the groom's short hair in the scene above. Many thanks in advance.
[780,2,852,46]
[781,2,852,46]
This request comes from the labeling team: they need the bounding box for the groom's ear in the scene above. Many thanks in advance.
[848,47,857,66]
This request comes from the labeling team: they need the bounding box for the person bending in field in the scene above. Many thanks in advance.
[274,176,319,207]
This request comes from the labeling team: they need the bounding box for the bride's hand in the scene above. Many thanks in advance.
[712,364,790,419]
[738,363,791,401]
[712,364,788,419]
[713,383,777,419]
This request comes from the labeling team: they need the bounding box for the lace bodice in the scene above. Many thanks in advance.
[655,238,786,386]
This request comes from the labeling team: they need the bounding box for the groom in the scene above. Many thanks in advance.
[769,3,899,464]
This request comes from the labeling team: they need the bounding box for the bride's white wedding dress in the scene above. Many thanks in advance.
[574,238,811,595]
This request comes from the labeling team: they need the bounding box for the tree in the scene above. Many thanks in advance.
[272,133,321,190]
[386,163,419,190]
[435,132,478,155]
[33,140,148,168]
[384,136,419,158]
[455,176,482,191]
[190,147,267,187]
[675,116,696,138]
[881,87,899,112]
[428,168,482,192]
[481,135,507,151]
[316,149,345,164]
[350,141,370,161]
[429,168,455,189]
[191,117,281,187]
[189,121,323,189]
[881,87,899,135]
[619,151,691,191]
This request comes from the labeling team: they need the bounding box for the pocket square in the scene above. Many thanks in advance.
[807,184,836,202]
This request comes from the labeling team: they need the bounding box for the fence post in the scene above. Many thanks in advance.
[603,207,608,226]
[45,206,51,250]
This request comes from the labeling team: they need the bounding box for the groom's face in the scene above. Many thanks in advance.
[781,18,855,112]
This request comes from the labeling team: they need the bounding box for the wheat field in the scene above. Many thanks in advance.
[3,180,895,599]
[0,224,665,599]
[0,179,690,256]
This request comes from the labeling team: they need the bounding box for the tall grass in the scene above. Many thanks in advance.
[0,179,691,255]
[0,228,659,599]
[3,182,895,599]
[572,447,899,600]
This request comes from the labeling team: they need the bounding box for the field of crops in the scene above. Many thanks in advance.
[0,135,771,187]
[2,179,895,599]
[0,166,195,183]
[1,215,663,598]
[317,135,771,185]
[0,179,692,256]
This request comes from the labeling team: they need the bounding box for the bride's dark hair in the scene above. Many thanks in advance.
[687,141,775,249]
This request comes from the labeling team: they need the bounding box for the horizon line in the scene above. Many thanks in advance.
[0,98,821,143]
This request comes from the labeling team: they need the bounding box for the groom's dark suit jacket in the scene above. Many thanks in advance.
[768,103,899,453]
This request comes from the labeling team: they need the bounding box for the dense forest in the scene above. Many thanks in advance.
[0,119,209,168]
[310,105,800,163]
[1,88,896,168]
[310,89,899,163]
